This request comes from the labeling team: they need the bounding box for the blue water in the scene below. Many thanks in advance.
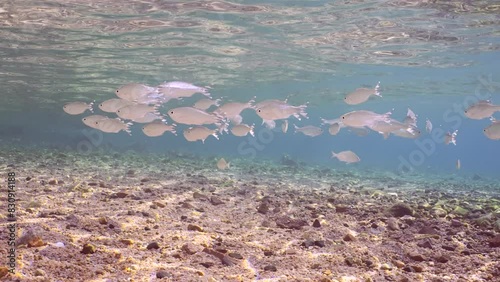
[0,1,499,181]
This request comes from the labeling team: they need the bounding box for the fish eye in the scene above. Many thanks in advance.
[116,90,119,93]
[342,116,345,119]
[170,111,174,114]
[83,118,87,121]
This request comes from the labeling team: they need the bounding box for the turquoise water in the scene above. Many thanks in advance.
[1,1,499,180]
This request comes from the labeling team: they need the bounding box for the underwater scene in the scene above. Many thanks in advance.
[0,1,499,281]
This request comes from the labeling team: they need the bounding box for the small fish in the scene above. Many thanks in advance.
[328,123,340,135]
[95,118,132,135]
[194,98,221,110]
[63,101,94,115]
[403,108,417,126]
[456,159,461,170]
[214,97,255,125]
[142,121,176,137]
[231,124,255,137]
[425,118,433,133]
[464,100,500,120]
[98,98,135,113]
[293,125,323,137]
[255,100,308,129]
[217,158,230,170]
[331,150,360,164]
[369,119,416,137]
[340,110,391,128]
[157,81,211,100]
[348,127,370,137]
[282,120,289,133]
[82,115,108,129]
[131,112,165,123]
[444,130,458,145]
[391,126,421,139]
[168,107,227,132]
[183,126,219,143]
[320,118,341,125]
[344,82,381,105]
[483,117,500,140]
[115,83,159,102]
[116,104,160,120]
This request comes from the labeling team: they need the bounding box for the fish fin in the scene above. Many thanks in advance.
[263,120,276,129]
[231,115,243,125]
[383,132,390,139]
[374,81,382,97]
[330,151,337,159]
[214,99,222,107]
[212,132,219,140]
[293,124,299,133]
[406,126,415,134]
[491,117,499,123]
[227,162,230,169]
[249,124,255,137]
[320,118,326,125]
[88,100,95,113]
[247,96,256,108]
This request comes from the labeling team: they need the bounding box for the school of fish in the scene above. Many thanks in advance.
[63,81,500,165]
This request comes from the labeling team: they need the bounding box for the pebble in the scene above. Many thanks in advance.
[210,196,224,205]
[488,234,500,248]
[386,217,399,231]
[34,269,46,276]
[110,192,128,199]
[263,265,277,272]
[156,270,172,279]
[182,243,200,255]
[275,216,308,230]
[388,203,414,217]
[335,204,349,213]
[187,224,204,232]
[312,219,321,228]
[81,243,96,254]
[257,202,270,214]
[343,233,356,242]
[228,252,243,259]
[147,242,160,250]
[408,252,426,262]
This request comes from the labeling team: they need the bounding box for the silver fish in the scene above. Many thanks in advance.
[82,115,108,129]
[483,118,500,140]
[95,118,132,135]
[344,82,381,105]
[464,100,500,120]
[142,121,176,137]
[183,126,219,143]
[168,106,228,132]
[425,118,433,133]
[340,110,391,128]
[158,81,211,100]
[98,98,135,113]
[115,83,159,102]
[213,97,255,125]
[444,130,458,145]
[231,124,255,137]
[331,150,360,164]
[194,98,221,110]
[293,125,323,137]
[63,101,94,115]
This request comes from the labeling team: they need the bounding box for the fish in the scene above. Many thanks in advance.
[391,126,421,139]
[425,118,433,133]
[456,159,461,170]
[340,110,391,128]
[142,121,176,137]
[444,130,458,145]
[282,120,289,133]
[98,98,135,113]
[331,150,360,164]
[168,107,226,127]
[82,115,109,129]
[328,123,340,135]
[403,108,417,126]
[231,124,255,137]
[483,118,500,140]
[157,81,211,100]
[116,104,160,120]
[194,98,221,110]
[95,118,132,135]
[115,83,159,102]
[344,82,381,105]
[369,119,416,138]
[217,158,230,170]
[255,100,308,129]
[213,97,255,125]
[464,100,500,120]
[63,101,94,115]
[293,125,323,137]
[183,126,219,143]
[348,127,370,137]
[320,118,341,125]
[131,112,165,123]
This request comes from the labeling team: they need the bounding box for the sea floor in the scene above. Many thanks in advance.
[0,146,499,282]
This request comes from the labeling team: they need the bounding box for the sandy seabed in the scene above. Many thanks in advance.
[0,147,499,282]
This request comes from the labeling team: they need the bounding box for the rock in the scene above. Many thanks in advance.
[193,191,209,200]
[34,269,46,276]
[81,243,96,254]
[393,260,405,268]
[417,239,433,249]
[301,240,315,248]
[489,234,500,248]
[434,254,449,263]
[407,252,426,262]
[452,206,469,216]
[388,203,414,217]
[263,265,277,272]
[380,263,392,270]
[156,270,172,279]
[312,219,321,228]
[147,242,160,250]
[0,267,8,278]
[48,179,57,185]
[343,233,356,242]
[210,196,224,205]
[228,252,243,259]
[120,239,134,246]
[153,201,166,208]
[187,224,204,232]
[431,207,448,217]
[275,216,308,230]
[257,202,270,214]
[182,243,200,255]
[263,250,273,256]
[314,240,326,247]
[110,192,128,199]
[386,217,399,231]
[335,205,349,213]
[442,244,456,251]
[450,219,463,227]
[418,226,439,235]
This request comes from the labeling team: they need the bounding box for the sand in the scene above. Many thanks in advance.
[0,147,499,281]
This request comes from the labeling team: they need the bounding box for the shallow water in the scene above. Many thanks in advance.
[0,1,499,281]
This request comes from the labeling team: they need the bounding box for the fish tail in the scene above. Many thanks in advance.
[293,124,299,133]
[214,99,222,107]
[89,100,95,113]
[330,151,337,158]
[320,118,326,125]
[248,96,256,107]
